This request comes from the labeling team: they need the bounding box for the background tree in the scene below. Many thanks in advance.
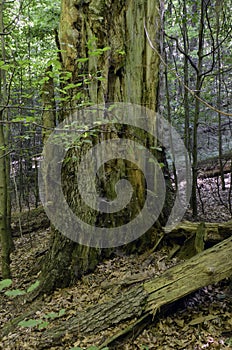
[0,0,13,278]
[163,0,232,218]
[0,0,60,276]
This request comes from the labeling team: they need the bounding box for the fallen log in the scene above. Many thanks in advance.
[35,236,232,349]
[197,152,231,179]
[166,220,232,244]
[198,162,231,178]
[164,220,232,259]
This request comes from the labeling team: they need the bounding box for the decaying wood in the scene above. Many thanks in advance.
[34,236,232,349]
[166,220,232,243]
[197,152,231,179]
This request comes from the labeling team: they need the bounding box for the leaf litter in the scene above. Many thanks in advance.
[0,173,232,350]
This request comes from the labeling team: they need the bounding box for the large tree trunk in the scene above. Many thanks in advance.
[38,0,175,294]
[34,236,232,349]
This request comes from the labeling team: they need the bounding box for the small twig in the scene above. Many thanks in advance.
[0,148,14,159]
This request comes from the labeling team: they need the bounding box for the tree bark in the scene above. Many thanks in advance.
[0,2,12,278]
[41,65,56,143]
[35,236,232,349]
[38,0,174,294]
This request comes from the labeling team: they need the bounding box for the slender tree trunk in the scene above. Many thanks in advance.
[191,0,205,218]
[0,113,11,278]
[182,0,190,157]
[164,51,177,189]
[0,0,12,278]
[215,0,225,191]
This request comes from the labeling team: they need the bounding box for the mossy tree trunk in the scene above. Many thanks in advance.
[38,0,173,294]
[41,65,56,143]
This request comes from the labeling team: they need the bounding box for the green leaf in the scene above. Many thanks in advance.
[150,146,163,152]
[87,347,109,350]
[0,279,12,291]
[18,319,43,328]
[73,92,84,100]
[25,116,35,123]
[11,116,26,123]
[83,139,92,144]
[0,62,11,71]
[69,345,109,350]
[77,57,89,63]
[5,289,26,297]
[89,51,101,57]
[63,83,81,90]
[38,321,49,330]
[44,309,65,319]
[101,46,111,52]
[58,309,66,317]
[44,312,59,319]
[116,49,125,55]
[96,76,105,81]
[26,280,40,293]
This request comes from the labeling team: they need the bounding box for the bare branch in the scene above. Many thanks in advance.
[164,32,198,73]
[144,22,232,117]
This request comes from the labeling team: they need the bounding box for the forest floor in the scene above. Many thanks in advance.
[0,174,232,350]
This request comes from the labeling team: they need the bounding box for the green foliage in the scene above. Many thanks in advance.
[18,319,43,328]
[0,61,11,71]
[116,49,126,55]
[43,309,66,319]
[18,309,66,330]
[150,146,163,152]
[26,280,40,293]
[225,338,232,346]
[0,279,12,291]
[5,289,26,297]
[69,347,109,350]
[2,280,40,298]
[87,35,111,56]
[18,318,49,330]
